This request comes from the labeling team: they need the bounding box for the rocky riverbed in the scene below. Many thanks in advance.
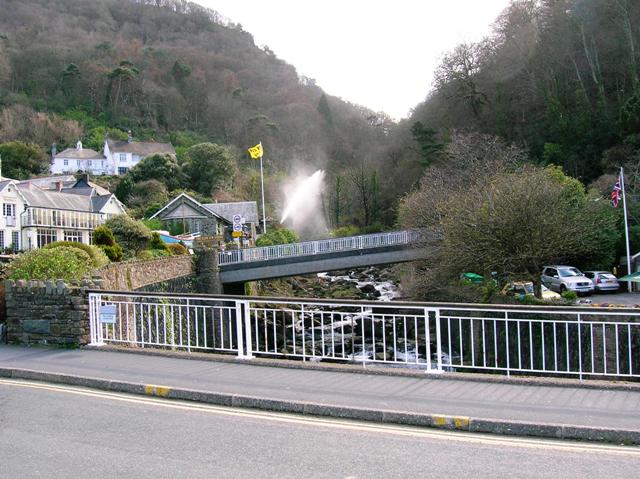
[256,266,403,301]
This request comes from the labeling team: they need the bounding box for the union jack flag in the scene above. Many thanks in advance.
[611,175,622,207]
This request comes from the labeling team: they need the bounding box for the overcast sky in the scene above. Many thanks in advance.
[197,1,511,120]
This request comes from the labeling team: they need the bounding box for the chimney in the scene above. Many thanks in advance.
[76,140,82,150]
[127,130,133,143]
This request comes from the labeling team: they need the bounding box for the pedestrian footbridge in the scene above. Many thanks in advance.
[217,230,435,284]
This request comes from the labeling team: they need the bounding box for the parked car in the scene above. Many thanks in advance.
[500,281,534,298]
[541,266,594,295]
[583,271,620,292]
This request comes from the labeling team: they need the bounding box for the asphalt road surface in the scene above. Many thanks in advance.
[0,379,638,479]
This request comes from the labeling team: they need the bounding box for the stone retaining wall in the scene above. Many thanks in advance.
[95,255,194,291]
[4,279,100,346]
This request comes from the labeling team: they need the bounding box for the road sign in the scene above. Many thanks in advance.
[100,305,116,324]
[232,231,243,238]
[232,223,242,232]
[232,214,242,224]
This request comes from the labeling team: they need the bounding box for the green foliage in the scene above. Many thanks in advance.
[7,247,92,282]
[142,218,163,230]
[104,215,152,258]
[561,290,578,301]
[86,126,128,151]
[0,141,48,179]
[99,244,123,262]
[93,226,116,246]
[127,153,184,190]
[44,241,110,268]
[331,225,361,237]
[149,232,168,252]
[410,121,444,167]
[183,143,236,196]
[167,243,189,255]
[255,228,298,246]
[114,175,135,202]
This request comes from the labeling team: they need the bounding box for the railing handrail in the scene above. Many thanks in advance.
[218,229,426,266]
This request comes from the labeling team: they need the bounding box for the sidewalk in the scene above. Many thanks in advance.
[1,344,639,444]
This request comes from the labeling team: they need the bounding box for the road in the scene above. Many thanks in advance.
[0,379,638,478]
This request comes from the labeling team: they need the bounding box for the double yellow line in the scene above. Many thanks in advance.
[1,377,638,457]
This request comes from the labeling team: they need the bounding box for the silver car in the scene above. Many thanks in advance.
[541,266,594,295]
[583,271,620,292]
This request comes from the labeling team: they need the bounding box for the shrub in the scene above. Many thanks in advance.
[561,290,578,301]
[149,232,168,252]
[93,226,117,246]
[104,215,152,257]
[256,228,298,246]
[142,218,163,230]
[137,249,170,260]
[44,241,110,268]
[331,225,360,237]
[99,244,123,262]
[167,243,189,255]
[136,250,154,261]
[7,247,92,282]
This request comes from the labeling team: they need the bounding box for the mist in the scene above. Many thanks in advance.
[280,169,327,239]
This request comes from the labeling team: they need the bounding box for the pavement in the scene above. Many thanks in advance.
[1,344,640,445]
[589,291,640,308]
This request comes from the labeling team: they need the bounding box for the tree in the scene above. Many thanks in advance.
[183,143,236,196]
[0,141,48,179]
[104,215,152,258]
[410,121,444,167]
[439,165,618,295]
[128,153,184,190]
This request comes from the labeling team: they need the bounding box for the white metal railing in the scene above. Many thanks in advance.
[218,230,424,266]
[88,293,640,380]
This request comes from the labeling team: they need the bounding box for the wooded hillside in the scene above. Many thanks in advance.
[0,0,400,228]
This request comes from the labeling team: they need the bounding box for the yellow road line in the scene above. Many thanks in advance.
[1,378,638,456]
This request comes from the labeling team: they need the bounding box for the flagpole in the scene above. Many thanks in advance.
[621,166,632,291]
[259,143,267,234]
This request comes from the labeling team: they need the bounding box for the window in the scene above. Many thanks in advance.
[88,230,94,245]
[3,203,16,226]
[12,231,19,251]
[118,167,129,175]
[64,230,82,243]
[3,203,15,217]
[77,160,81,168]
[0,230,4,250]
[37,228,56,248]
[119,153,127,162]
[64,159,69,166]
[88,160,92,166]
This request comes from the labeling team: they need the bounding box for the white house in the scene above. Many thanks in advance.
[50,141,107,175]
[51,133,175,176]
[0,174,126,251]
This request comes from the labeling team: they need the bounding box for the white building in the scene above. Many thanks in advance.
[0,174,126,251]
[51,134,175,176]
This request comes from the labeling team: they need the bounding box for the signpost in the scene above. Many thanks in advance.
[232,214,243,240]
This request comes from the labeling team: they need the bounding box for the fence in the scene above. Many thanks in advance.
[88,292,640,380]
[217,230,424,266]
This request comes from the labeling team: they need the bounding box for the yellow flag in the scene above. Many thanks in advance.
[248,142,263,159]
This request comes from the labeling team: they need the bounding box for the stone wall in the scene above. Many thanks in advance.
[95,255,194,291]
[5,279,99,346]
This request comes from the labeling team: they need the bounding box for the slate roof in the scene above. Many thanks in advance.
[107,139,175,156]
[55,148,105,160]
[17,184,95,212]
[204,201,259,224]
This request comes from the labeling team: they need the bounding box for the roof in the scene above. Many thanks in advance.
[107,138,175,156]
[55,148,105,160]
[150,193,225,222]
[204,201,259,224]
[17,184,95,212]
